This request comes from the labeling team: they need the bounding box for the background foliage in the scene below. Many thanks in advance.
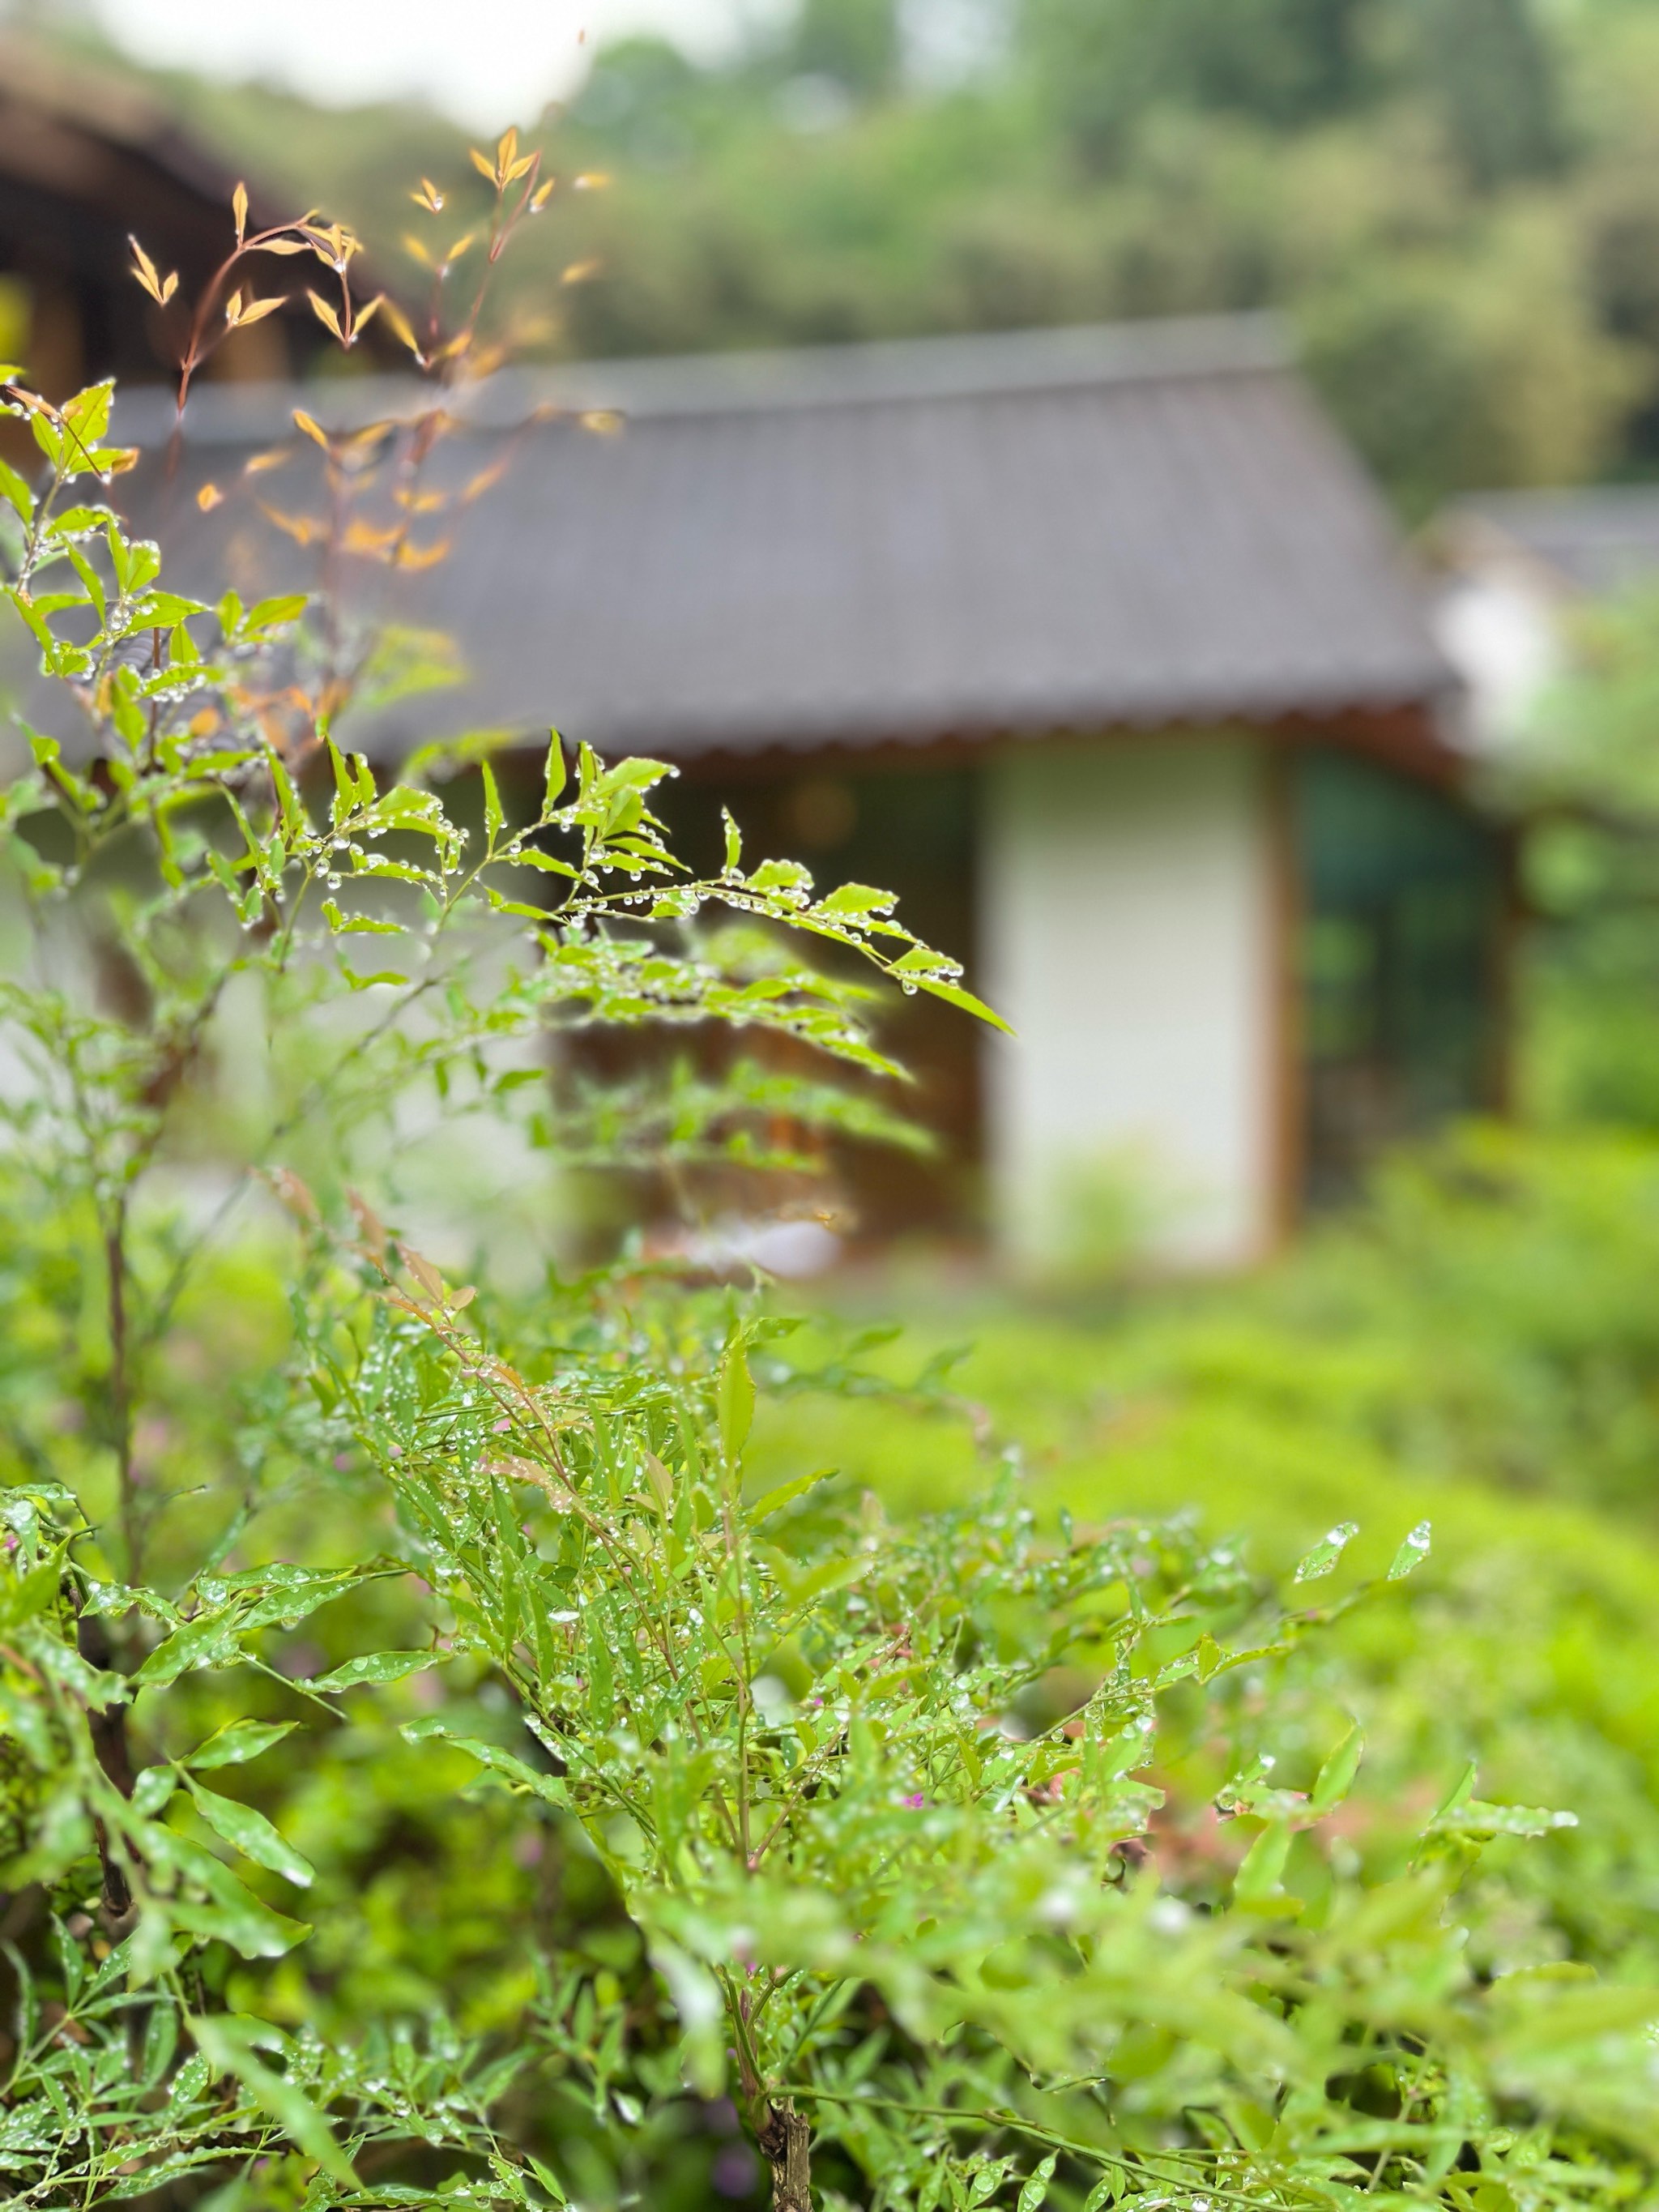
[35,0,1659,515]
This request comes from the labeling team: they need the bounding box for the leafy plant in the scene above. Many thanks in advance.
[1,145,1656,2212]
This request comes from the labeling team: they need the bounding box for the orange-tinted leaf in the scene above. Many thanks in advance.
[530,181,555,213]
[244,448,291,476]
[468,147,497,181]
[197,483,224,511]
[573,172,611,190]
[412,178,446,212]
[460,459,507,504]
[398,1243,446,1302]
[292,410,330,451]
[160,271,180,304]
[232,180,249,243]
[267,1167,319,1223]
[341,520,401,557]
[394,538,450,571]
[561,259,602,286]
[258,503,325,547]
[579,410,624,436]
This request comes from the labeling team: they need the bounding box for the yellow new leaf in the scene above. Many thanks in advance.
[292,410,331,451]
[573,172,611,190]
[469,147,497,181]
[237,295,286,326]
[306,291,344,341]
[244,447,291,476]
[411,178,446,212]
[377,297,422,357]
[561,258,602,286]
[196,482,224,511]
[128,234,164,303]
[160,271,179,304]
[232,180,249,243]
[531,180,555,212]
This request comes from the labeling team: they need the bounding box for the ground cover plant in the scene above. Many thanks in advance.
[2,151,1659,2212]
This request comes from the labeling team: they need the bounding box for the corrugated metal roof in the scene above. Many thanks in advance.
[114,316,1452,762]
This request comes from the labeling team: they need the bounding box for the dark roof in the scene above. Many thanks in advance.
[1441,487,1659,599]
[113,315,1452,763]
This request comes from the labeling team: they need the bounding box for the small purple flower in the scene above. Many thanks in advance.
[902,1792,926,1809]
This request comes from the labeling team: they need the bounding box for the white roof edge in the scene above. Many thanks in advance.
[113,312,1294,447]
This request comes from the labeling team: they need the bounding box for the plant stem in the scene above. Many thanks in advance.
[759,2101,811,2211]
[104,1196,139,1582]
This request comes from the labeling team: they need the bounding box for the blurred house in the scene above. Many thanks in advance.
[116,316,1503,1266]
[1433,489,1659,745]
[0,37,395,395]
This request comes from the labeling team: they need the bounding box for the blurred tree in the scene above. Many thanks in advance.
[1414,0,1562,186]
[785,0,902,100]
[1021,0,1381,170]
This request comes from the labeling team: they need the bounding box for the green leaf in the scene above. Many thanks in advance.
[544,729,566,811]
[914,975,1013,1034]
[1388,1518,1432,1580]
[1235,1818,1292,1902]
[0,454,34,523]
[1309,1719,1364,1816]
[305,1650,439,1693]
[745,1469,830,1524]
[185,1776,315,1887]
[169,1881,311,1959]
[510,844,578,879]
[1017,2153,1058,2211]
[819,881,896,917]
[186,1720,298,1770]
[1293,1521,1358,1584]
[399,1717,569,1805]
[188,2015,356,2184]
[245,592,308,634]
[134,1612,243,1686]
[482,758,505,847]
[60,378,114,450]
[722,806,742,874]
[718,1339,755,1463]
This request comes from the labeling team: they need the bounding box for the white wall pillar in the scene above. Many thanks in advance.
[979,734,1281,1270]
